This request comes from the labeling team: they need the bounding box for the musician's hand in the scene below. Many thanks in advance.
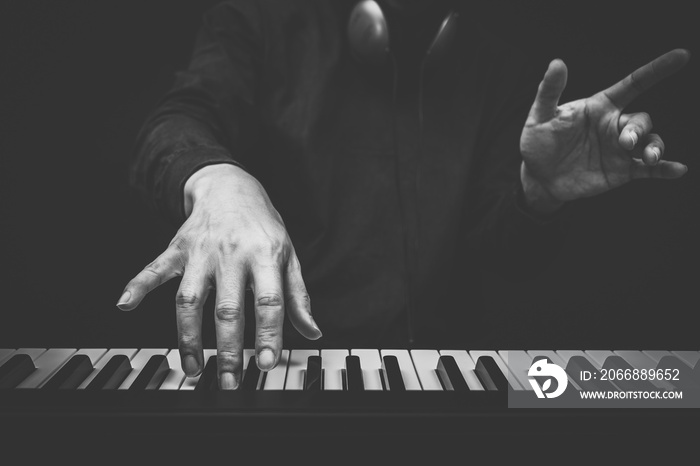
[519,48,691,214]
[116,163,322,389]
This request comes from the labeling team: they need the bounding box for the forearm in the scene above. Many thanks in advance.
[129,1,262,224]
[130,110,243,224]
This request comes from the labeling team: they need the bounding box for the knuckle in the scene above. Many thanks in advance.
[216,349,243,372]
[256,324,282,343]
[192,233,211,252]
[178,332,199,350]
[256,293,284,309]
[217,234,240,256]
[215,301,244,323]
[252,235,288,260]
[169,234,189,252]
[176,291,201,308]
[287,290,311,308]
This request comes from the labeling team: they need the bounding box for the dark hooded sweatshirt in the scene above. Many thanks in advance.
[130,0,570,349]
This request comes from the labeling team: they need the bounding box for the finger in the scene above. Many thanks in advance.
[529,59,568,123]
[117,246,183,311]
[250,262,286,372]
[618,112,653,151]
[603,48,690,109]
[176,263,211,377]
[213,263,247,390]
[284,251,322,341]
[640,133,665,166]
[630,159,688,180]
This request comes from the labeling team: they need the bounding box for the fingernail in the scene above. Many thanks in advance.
[629,131,638,146]
[312,322,323,339]
[116,290,131,309]
[257,349,275,371]
[651,148,660,163]
[220,372,238,390]
[183,355,200,376]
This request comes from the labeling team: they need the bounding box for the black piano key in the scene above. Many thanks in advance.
[42,354,93,390]
[0,354,36,389]
[345,355,364,391]
[602,355,657,392]
[241,356,262,391]
[565,355,618,392]
[85,355,132,390]
[195,356,218,391]
[129,354,170,390]
[437,355,469,391]
[304,355,322,391]
[474,356,508,391]
[382,355,405,391]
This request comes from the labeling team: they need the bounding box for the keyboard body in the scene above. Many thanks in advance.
[1,347,699,438]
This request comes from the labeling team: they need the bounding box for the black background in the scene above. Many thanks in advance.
[1,0,698,352]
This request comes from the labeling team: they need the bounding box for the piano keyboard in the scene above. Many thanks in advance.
[2,348,699,439]
[1,347,698,392]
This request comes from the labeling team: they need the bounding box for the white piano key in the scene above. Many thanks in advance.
[321,349,349,390]
[469,350,522,389]
[351,349,383,390]
[77,348,139,389]
[179,349,217,390]
[0,349,16,365]
[380,349,421,390]
[284,349,318,390]
[16,348,77,388]
[118,348,169,389]
[439,350,483,390]
[74,348,109,365]
[614,350,676,390]
[554,350,596,367]
[410,350,443,390]
[12,348,48,361]
[584,350,616,368]
[672,351,700,368]
[526,350,581,390]
[642,350,673,363]
[160,350,187,390]
[499,350,531,391]
[262,349,290,390]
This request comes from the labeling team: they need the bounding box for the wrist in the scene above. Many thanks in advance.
[520,163,565,215]
[184,163,247,216]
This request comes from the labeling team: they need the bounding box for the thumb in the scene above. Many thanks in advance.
[530,59,568,123]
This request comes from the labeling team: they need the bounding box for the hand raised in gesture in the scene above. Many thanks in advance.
[520,49,691,213]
